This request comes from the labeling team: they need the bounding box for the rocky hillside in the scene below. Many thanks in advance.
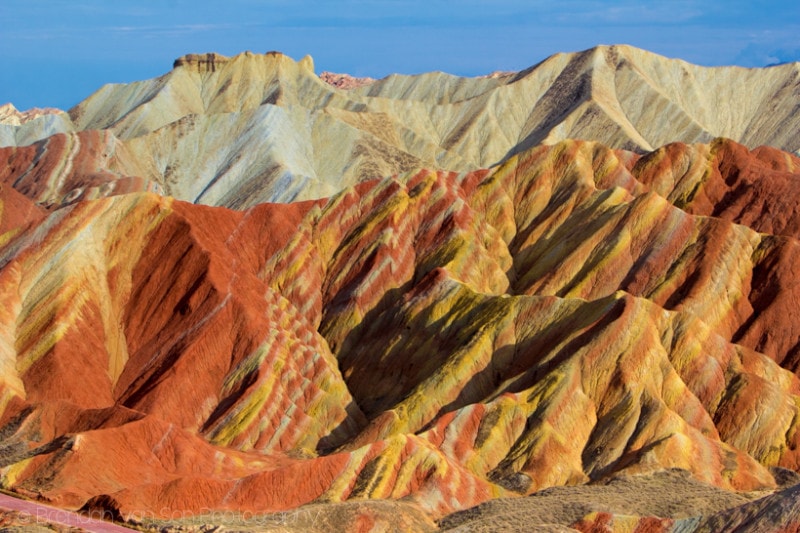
[1,46,798,208]
[2,44,800,531]
[1,137,800,531]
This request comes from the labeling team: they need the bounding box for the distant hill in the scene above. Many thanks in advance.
[1,45,798,208]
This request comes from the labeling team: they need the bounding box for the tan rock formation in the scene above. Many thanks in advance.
[2,46,798,208]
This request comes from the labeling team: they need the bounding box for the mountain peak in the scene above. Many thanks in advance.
[3,43,800,530]
[5,44,800,203]
[0,102,65,126]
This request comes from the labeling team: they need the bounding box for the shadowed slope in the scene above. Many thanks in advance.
[0,140,800,526]
[521,473,800,532]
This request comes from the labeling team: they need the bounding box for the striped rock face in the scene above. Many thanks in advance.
[0,130,161,209]
[3,46,800,209]
[0,139,799,529]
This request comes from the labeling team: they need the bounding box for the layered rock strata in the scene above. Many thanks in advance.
[0,140,799,527]
[2,46,798,207]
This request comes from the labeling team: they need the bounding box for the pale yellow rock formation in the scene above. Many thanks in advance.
[2,46,798,208]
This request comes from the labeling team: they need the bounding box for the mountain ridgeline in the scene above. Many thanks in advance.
[0,46,800,531]
[1,45,799,209]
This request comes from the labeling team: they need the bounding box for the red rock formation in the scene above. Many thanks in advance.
[319,72,377,90]
[631,138,800,237]
[0,182,45,250]
[0,130,160,208]
[0,139,799,527]
[571,513,673,533]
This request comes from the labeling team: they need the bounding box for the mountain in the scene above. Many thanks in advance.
[1,137,800,531]
[1,46,799,209]
[3,45,800,530]
[0,103,74,148]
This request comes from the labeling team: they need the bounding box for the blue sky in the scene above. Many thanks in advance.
[2,0,799,110]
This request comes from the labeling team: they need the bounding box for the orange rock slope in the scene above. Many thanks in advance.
[0,139,800,526]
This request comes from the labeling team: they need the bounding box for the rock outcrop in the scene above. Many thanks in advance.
[319,72,377,90]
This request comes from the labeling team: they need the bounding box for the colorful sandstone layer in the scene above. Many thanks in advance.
[0,139,799,531]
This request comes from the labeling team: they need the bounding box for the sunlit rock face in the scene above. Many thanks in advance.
[1,138,800,527]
